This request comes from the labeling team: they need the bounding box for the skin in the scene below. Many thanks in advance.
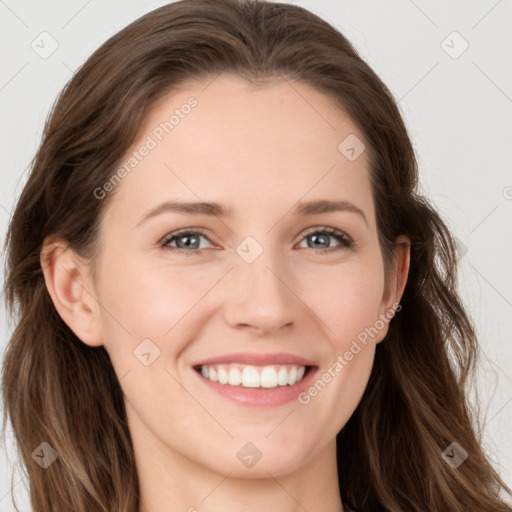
[41,74,410,512]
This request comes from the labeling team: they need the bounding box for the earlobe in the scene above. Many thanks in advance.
[40,237,103,347]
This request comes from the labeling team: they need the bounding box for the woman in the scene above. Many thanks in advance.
[2,0,511,511]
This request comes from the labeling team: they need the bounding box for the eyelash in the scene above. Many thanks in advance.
[159,226,354,256]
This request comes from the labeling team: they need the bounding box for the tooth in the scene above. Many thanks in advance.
[200,363,307,387]
[260,366,278,388]
[287,366,298,385]
[277,366,288,386]
[228,368,242,386]
[217,367,229,384]
[241,366,260,388]
[208,367,218,382]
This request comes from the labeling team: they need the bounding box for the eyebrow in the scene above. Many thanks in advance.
[136,199,369,227]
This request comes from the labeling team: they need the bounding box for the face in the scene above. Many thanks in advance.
[59,74,408,480]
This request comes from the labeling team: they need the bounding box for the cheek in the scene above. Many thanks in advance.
[299,257,385,344]
[97,254,207,336]
[94,254,219,380]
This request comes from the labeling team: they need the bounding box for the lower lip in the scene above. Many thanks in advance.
[192,366,318,407]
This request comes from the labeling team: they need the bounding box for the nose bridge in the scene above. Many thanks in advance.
[223,233,297,333]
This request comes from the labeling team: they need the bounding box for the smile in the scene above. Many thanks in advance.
[195,363,308,388]
[192,364,317,407]
[191,351,318,407]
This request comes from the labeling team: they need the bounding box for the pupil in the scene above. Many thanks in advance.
[311,234,328,248]
[178,235,198,249]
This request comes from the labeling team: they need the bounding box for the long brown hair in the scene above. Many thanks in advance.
[2,1,511,511]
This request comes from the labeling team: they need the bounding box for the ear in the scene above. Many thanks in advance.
[375,234,410,343]
[40,236,103,347]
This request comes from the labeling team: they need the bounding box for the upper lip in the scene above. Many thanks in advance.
[192,352,317,367]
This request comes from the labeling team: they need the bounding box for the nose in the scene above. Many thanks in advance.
[222,243,299,336]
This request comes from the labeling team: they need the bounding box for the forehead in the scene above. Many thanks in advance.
[103,74,374,226]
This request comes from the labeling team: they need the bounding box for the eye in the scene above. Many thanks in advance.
[297,227,354,253]
[160,228,213,256]
[159,226,354,256]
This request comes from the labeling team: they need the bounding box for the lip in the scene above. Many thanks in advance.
[192,351,317,367]
[191,352,319,408]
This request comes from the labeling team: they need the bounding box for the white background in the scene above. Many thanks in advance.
[1,0,511,509]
